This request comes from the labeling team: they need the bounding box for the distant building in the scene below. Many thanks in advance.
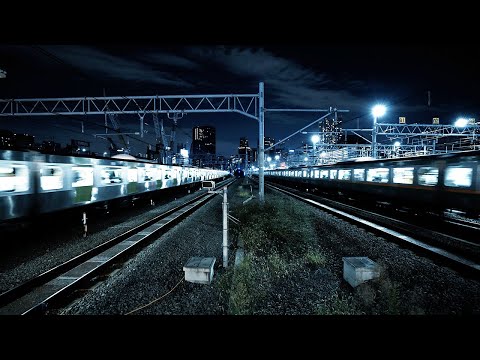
[264,136,275,157]
[191,126,216,167]
[41,140,62,154]
[319,115,343,146]
[0,129,14,149]
[70,139,91,155]
[13,133,35,150]
[192,126,216,155]
[251,147,258,163]
[238,137,252,169]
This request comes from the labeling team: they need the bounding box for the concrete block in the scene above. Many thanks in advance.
[342,257,380,287]
[183,257,216,284]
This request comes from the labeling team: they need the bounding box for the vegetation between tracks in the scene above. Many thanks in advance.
[217,187,360,315]
[215,183,422,315]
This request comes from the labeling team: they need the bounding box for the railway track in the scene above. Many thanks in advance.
[259,179,480,277]
[0,178,236,315]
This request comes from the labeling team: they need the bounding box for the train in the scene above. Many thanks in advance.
[261,150,480,217]
[234,169,245,178]
[0,150,230,222]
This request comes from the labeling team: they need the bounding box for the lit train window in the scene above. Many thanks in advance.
[100,167,123,185]
[444,167,472,188]
[338,169,351,180]
[144,167,156,181]
[366,168,389,183]
[314,170,320,178]
[393,167,414,185]
[40,166,64,191]
[418,167,438,186]
[330,170,337,179]
[72,166,93,187]
[320,170,328,179]
[303,171,307,177]
[128,168,138,182]
[0,164,29,192]
[353,169,365,181]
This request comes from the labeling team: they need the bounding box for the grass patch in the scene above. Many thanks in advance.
[316,292,361,315]
[215,196,339,315]
[305,250,327,269]
[233,197,319,260]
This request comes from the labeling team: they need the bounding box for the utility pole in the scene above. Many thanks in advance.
[258,82,265,203]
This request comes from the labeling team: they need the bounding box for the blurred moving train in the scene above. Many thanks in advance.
[261,150,480,217]
[0,150,230,222]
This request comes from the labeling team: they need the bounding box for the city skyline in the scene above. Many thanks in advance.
[2,43,480,158]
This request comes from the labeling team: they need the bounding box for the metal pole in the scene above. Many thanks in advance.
[258,82,265,203]
[222,185,228,268]
[82,212,88,237]
[372,115,377,158]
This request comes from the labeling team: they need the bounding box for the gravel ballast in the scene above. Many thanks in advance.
[50,179,480,315]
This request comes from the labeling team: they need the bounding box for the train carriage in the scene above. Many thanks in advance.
[263,150,480,217]
[0,150,230,222]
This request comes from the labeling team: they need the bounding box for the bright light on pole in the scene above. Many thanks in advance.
[455,118,468,127]
[371,104,387,158]
[274,154,280,160]
[311,134,320,144]
[372,105,386,118]
[267,156,272,162]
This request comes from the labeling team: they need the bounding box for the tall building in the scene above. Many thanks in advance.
[192,126,216,155]
[191,126,216,167]
[319,115,343,146]
[238,137,251,168]
[264,136,275,157]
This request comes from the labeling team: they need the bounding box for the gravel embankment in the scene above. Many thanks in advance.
[0,185,207,293]
[56,181,240,315]
[53,178,480,315]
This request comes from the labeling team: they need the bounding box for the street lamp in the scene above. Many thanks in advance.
[455,118,468,127]
[372,104,387,158]
[274,154,280,161]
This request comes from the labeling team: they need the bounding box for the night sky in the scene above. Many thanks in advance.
[1,42,479,157]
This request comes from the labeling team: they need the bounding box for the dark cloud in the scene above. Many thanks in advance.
[1,44,479,157]
[45,46,195,88]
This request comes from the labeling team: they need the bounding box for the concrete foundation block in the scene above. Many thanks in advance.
[342,257,380,287]
[183,257,216,284]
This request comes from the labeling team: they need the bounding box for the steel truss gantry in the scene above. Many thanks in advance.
[0,89,266,197]
[0,94,259,120]
[376,123,480,138]
[300,122,480,162]
[0,84,350,202]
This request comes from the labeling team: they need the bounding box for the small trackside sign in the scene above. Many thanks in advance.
[202,181,215,190]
